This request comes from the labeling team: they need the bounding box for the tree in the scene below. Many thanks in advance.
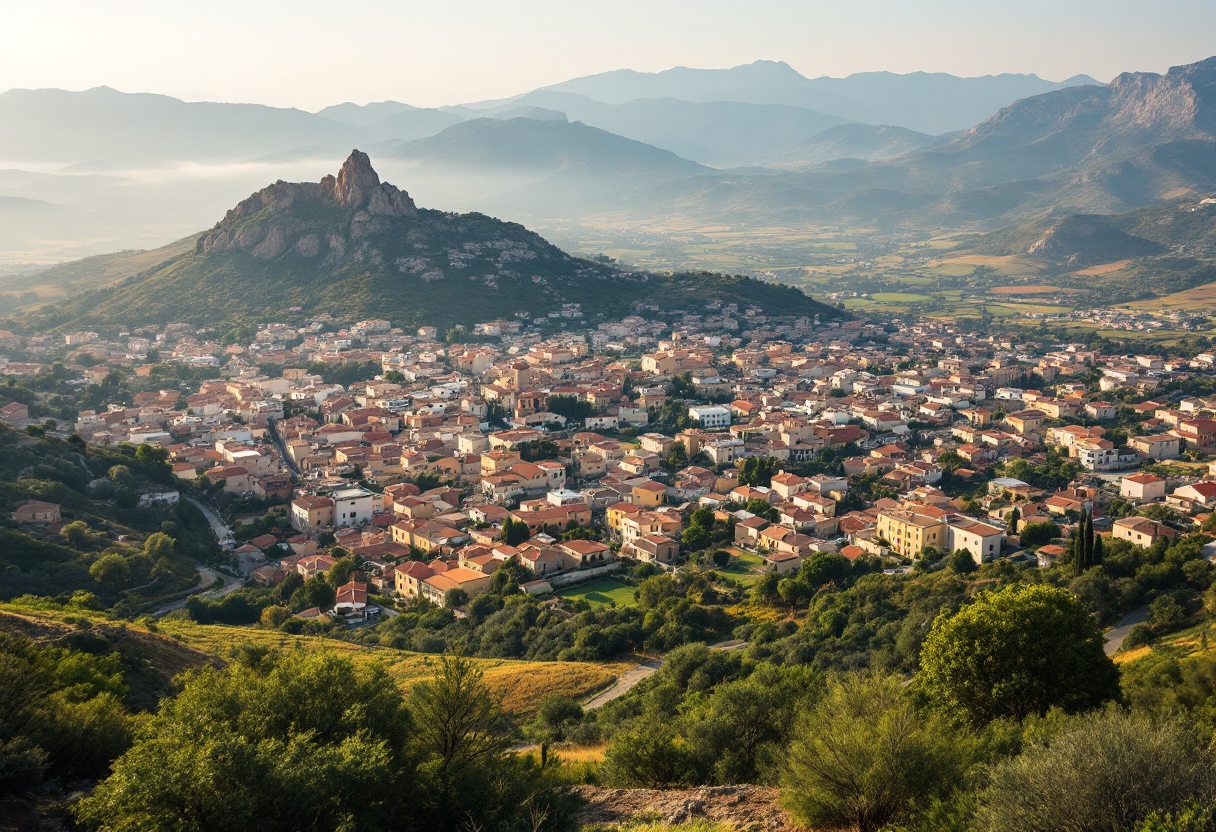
[142,532,176,560]
[407,655,564,830]
[1007,506,1021,533]
[983,708,1216,832]
[61,520,92,549]
[637,574,678,610]
[89,553,130,592]
[443,587,468,609]
[76,652,414,831]
[782,672,970,832]
[601,716,701,788]
[710,549,731,568]
[259,606,291,629]
[327,557,357,589]
[1019,521,1059,548]
[500,517,530,547]
[289,575,335,611]
[917,584,1120,727]
[949,548,978,574]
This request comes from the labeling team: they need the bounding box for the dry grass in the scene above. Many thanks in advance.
[1071,260,1132,276]
[1114,646,1152,664]
[153,618,628,716]
[989,285,1071,295]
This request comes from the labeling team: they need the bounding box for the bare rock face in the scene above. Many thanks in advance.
[196,150,416,259]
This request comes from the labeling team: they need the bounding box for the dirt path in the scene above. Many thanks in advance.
[575,785,798,831]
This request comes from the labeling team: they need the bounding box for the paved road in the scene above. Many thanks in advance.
[583,659,663,710]
[1105,605,1150,655]
[152,497,242,616]
[582,639,749,710]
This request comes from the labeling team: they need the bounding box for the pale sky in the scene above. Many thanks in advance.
[2,0,1214,111]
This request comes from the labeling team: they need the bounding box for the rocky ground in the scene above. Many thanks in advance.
[574,785,801,830]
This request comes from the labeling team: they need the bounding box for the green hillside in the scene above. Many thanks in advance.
[16,151,841,332]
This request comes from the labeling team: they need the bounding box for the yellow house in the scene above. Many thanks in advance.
[632,480,667,508]
[607,501,644,536]
[876,509,946,557]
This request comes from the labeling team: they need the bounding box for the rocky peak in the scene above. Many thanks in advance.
[328,149,382,206]
[198,150,416,261]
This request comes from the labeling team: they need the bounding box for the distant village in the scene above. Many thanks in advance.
[5,299,1216,621]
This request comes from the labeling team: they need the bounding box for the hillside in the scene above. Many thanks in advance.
[464,92,845,168]
[0,233,200,310]
[0,425,220,603]
[18,151,839,331]
[390,117,709,177]
[966,214,1168,265]
[636,55,1216,231]
[769,122,939,169]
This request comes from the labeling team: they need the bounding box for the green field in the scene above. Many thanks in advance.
[716,551,764,587]
[556,577,637,608]
[871,292,931,302]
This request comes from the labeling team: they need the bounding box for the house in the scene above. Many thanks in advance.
[1174,419,1216,451]
[334,581,368,613]
[331,486,377,527]
[631,480,667,508]
[297,555,337,578]
[1128,434,1181,460]
[624,533,679,565]
[393,561,436,599]
[0,402,30,424]
[557,539,614,567]
[876,509,946,558]
[760,550,802,574]
[1004,410,1046,435]
[419,567,492,606]
[1121,473,1167,504]
[687,405,731,429]
[11,500,61,525]
[1167,481,1216,511]
[291,495,335,533]
[946,517,1005,565]
[1111,516,1177,548]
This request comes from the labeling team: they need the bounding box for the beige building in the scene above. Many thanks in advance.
[1120,473,1167,503]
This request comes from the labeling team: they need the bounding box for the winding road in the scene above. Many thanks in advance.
[1104,605,1150,656]
[152,497,242,616]
[581,639,749,710]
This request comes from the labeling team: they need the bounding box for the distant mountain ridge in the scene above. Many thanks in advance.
[21,151,839,331]
[533,60,1101,134]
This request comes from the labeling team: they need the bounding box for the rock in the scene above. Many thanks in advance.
[332,149,380,206]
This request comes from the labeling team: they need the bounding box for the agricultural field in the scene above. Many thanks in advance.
[556,577,637,609]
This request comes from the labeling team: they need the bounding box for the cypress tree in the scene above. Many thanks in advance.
[1083,510,1094,572]
[1008,506,1021,534]
[1092,533,1104,567]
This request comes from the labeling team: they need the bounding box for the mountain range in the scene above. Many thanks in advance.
[19,152,838,331]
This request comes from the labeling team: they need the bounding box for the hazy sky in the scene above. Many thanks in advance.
[3,0,1215,110]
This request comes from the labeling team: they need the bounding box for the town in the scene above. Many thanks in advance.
[6,299,1216,629]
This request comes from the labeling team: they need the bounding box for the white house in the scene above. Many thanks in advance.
[330,486,376,527]
[687,405,731,429]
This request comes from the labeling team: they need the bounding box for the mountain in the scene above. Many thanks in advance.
[769,123,939,169]
[0,86,362,163]
[315,100,418,126]
[22,151,838,331]
[536,60,1101,134]
[643,56,1216,231]
[468,91,845,167]
[390,117,708,177]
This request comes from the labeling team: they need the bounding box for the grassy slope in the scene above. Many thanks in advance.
[0,602,631,716]
[153,617,629,715]
[14,197,842,331]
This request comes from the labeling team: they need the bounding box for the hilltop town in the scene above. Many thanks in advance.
[6,296,1216,627]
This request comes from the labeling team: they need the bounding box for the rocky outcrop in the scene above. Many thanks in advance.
[573,785,801,831]
[196,150,416,261]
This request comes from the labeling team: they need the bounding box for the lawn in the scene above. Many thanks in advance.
[556,577,637,608]
[715,550,764,587]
